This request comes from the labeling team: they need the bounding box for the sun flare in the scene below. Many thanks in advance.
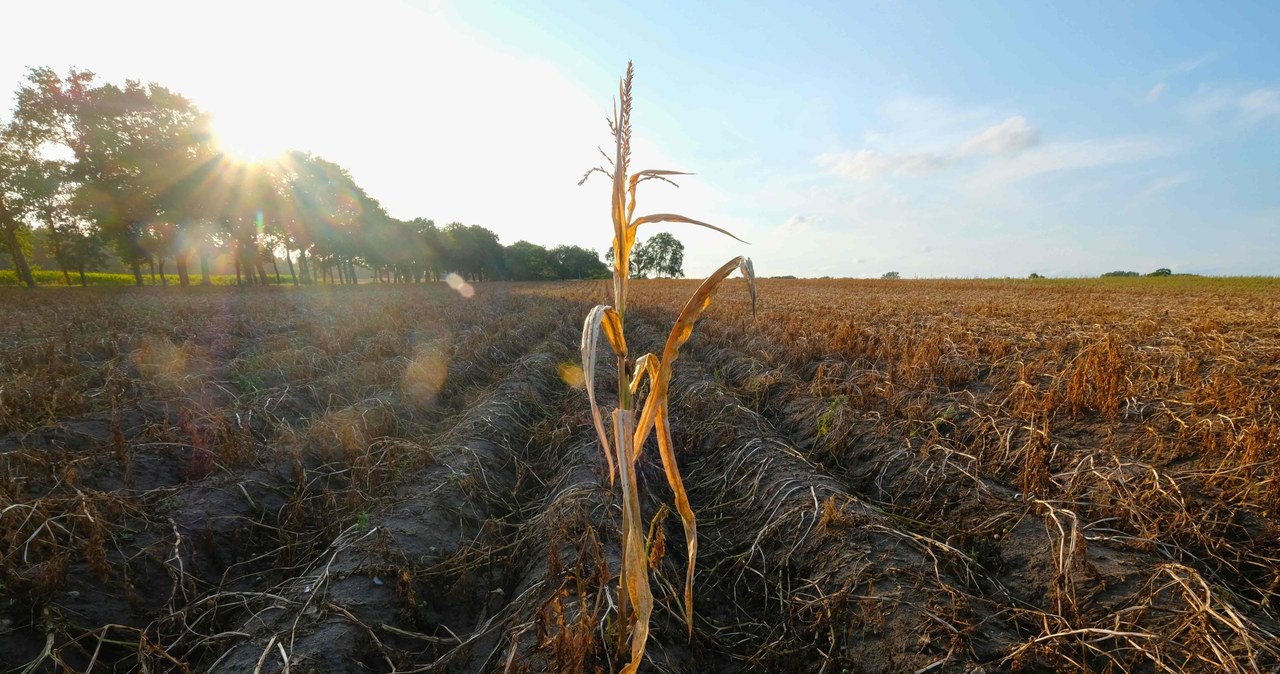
[212,112,289,164]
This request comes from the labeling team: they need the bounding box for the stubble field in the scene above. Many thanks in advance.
[1,278,1278,673]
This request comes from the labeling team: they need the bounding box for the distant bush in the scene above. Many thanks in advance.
[1101,270,1140,278]
[1029,273,1043,279]
[881,271,901,280]
[1149,268,1172,277]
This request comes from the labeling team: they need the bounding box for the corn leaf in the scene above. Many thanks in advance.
[627,169,691,224]
[655,400,697,637]
[614,409,652,674]
[739,257,757,318]
[629,213,750,245]
[601,306,626,358]
[631,168,691,184]
[629,353,659,395]
[581,305,617,483]
[634,255,753,457]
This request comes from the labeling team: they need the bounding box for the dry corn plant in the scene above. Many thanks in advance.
[579,61,756,673]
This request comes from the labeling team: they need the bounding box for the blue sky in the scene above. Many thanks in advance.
[3,1,1278,277]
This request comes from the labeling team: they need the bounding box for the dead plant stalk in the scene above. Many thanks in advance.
[580,61,755,673]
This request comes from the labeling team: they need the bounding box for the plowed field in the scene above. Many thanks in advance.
[2,278,1278,672]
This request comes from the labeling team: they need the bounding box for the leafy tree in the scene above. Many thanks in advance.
[1101,270,1140,277]
[1149,268,1172,277]
[504,240,554,280]
[549,244,609,279]
[881,271,900,279]
[501,242,609,281]
[607,234,683,278]
[284,152,388,284]
[58,224,109,285]
[636,232,684,278]
[1,68,617,288]
[17,68,217,286]
[41,190,108,286]
[442,222,502,282]
[631,239,654,278]
[0,94,104,288]
[0,69,93,288]
[410,218,446,282]
[0,128,38,287]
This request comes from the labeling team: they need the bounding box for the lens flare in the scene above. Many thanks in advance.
[402,345,449,408]
[446,273,474,298]
[212,113,288,165]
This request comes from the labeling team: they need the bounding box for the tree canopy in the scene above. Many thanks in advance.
[604,233,686,279]
[0,67,608,286]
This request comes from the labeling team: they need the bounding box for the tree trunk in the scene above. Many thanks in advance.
[256,258,269,286]
[1,222,37,288]
[271,257,281,284]
[47,227,70,285]
[77,262,87,287]
[148,256,157,286]
[158,257,167,286]
[234,254,242,285]
[54,236,70,285]
[200,250,212,286]
[176,252,190,287]
[298,250,310,284]
[285,251,297,286]
[127,224,145,286]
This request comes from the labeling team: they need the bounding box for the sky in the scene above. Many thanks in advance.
[2,0,1278,278]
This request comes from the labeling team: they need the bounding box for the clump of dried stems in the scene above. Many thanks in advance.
[579,61,756,673]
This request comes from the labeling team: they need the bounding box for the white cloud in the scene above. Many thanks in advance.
[1141,55,1213,105]
[1142,173,1193,197]
[956,116,1040,157]
[1183,88,1237,119]
[1241,89,1280,122]
[1170,54,1216,74]
[1145,82,1166,104]
[967,137,1174,192]
[817,148,947,180]
[779,214,815,235]
[819,114,1039,181]
[877,96,996,146]
[1185,86,1280,124]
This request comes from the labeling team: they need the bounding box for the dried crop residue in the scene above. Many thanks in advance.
[2,278,1278,672]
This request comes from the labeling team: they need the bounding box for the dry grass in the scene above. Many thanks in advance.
[2,272,1277,672]
[619,276,1280,671]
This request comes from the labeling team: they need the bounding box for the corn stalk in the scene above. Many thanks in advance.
[579,61,756,674]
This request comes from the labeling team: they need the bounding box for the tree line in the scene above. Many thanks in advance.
[0,67,626,288]
[1100,268,1175,278]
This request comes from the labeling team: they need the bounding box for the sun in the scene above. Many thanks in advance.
[211,111,289,164]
